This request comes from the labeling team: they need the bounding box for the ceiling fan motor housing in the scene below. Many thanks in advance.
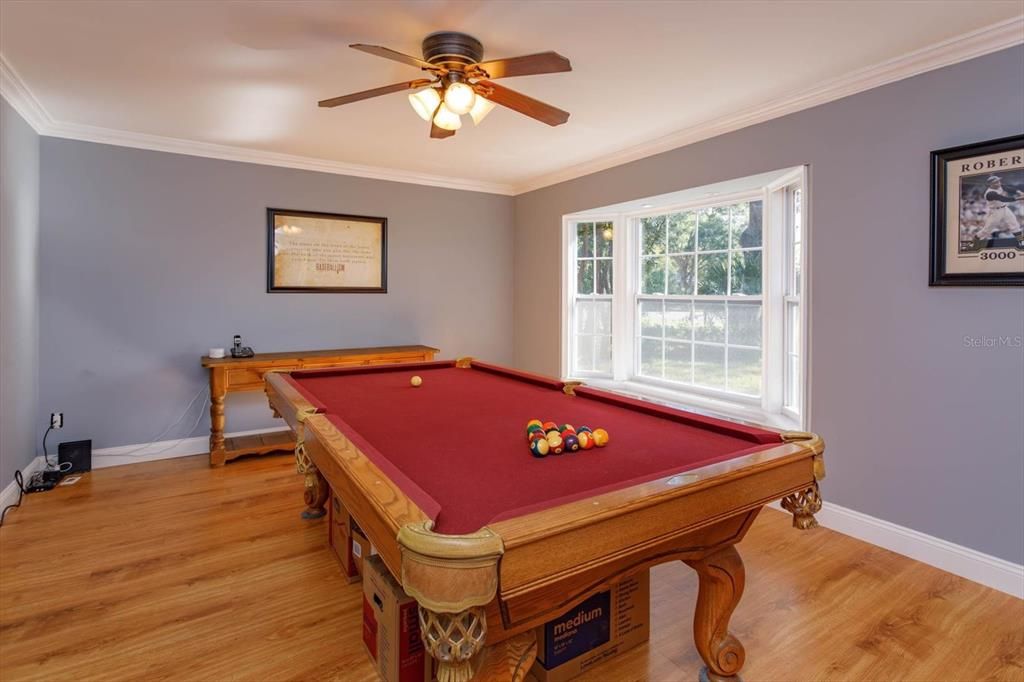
[422,31,483,69]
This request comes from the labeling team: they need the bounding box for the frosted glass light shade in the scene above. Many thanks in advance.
[443,82,476,115]
[432,103,462,131]
[469,96,496,125]
[408,88,441,121]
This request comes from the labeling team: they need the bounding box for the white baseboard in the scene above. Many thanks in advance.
[0,455,46,514]
[771,500,1024,599]
[90,426,291,468]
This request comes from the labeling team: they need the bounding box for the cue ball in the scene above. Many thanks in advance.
[410,375,423,387]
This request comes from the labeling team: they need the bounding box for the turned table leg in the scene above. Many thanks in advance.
[685,544,747,682]
[208,368,227,467]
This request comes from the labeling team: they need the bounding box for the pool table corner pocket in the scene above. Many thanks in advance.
[397,521,505,682]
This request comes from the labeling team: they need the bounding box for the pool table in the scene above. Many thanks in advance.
[265,358,825,682]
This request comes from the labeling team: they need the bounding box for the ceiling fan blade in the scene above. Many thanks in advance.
[474,80,570,126]
[471,52,571,79]
[430,122,456,139]
[350,44,437,71]
[318,79,432,108]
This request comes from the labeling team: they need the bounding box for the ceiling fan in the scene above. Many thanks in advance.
[319,31,572,139]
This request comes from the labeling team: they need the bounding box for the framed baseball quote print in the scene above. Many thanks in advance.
[930,135,1024,286]
[267,208,387,293]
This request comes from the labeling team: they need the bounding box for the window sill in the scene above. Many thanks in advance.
[570,377,801,431]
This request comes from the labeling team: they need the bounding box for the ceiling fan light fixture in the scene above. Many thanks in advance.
[443,82,477,116]
[469,96,496,125]
[408,87,441,121]
[432,103,462,131]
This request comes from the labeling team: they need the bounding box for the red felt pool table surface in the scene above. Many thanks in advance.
[285,361,783,535]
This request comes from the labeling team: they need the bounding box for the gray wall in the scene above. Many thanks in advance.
[513,46,1024,563]
[39,140,514,449]
[0,97,40,485]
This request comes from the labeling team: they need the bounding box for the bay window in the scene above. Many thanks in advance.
[562,167,808,428]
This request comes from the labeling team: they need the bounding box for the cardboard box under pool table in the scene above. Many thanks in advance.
[529,570,650,682]
[362,555,434,682]
[327,490,377,582]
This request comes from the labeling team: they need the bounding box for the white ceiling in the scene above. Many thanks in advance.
[1,1,1021,194]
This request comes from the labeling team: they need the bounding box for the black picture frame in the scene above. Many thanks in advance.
[929,134,1024,286]
[266,208,388,293]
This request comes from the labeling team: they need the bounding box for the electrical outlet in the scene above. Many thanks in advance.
[50,412,63,429]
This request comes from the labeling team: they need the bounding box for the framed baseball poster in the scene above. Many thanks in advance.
[930,135,1024,286]
[267,208,387,293]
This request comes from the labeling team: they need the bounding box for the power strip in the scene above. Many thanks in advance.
[25,470,63,493]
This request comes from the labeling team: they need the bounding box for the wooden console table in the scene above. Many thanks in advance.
[201,344,438,466]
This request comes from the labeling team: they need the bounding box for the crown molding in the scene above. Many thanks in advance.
[4,16,1022,197]
[512,15,1024,194]
[0,56,53,133]
[0,55,514,196]
[39,119,517,195]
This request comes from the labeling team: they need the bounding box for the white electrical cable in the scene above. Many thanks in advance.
[94,386,210,458]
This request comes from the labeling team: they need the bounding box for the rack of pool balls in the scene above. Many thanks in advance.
[526,420,609,458]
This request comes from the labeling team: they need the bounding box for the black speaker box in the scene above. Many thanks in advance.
[58,439,92,473]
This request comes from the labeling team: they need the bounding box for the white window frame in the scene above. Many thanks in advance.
[561,167,810,429]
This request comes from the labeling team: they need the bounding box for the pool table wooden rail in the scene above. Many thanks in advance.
[265,368,825,682]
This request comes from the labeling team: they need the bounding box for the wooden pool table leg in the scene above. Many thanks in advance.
[294,441,328,519]
[685,544,746,682]
[781,481,823,530]
[418,606,487,682]
[474,630,537,681]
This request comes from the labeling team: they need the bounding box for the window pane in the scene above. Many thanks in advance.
[697,252,728,295]
[792,189,802,294]
[594,300,612,335]
[642,215,666,255]
[639,338,664,378]
[731,201,763,249]
[594,335,612,374]
[577,259,594,295]
[693,302,726,342]
[641,256,666,294]
[727,347,761,396]
[575,300,595,334]
[785,354,799,408]
[667,254,695,295]
[698,207,729,251]
[596,222,614,257]
[787,301,800,354]
[668,212,696,253]
[665,341,692,383]
[575,335,594,372]
[727,302,762,347]
[793,189,802,244]
[793,245,802,294]
[596,259,613,294]
[639,299,664,337]
[693,344,726,390]
[664,300,693,340]
[576,223,594,257]
[730,250,762,296]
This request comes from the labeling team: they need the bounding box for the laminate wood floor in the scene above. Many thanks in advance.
[1,454,1021,681]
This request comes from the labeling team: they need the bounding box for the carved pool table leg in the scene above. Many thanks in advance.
[781,481,823,530]
[685,544,746,682]
[418,605,488,682]
[474,630,537,682]
[294,441,328,519]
